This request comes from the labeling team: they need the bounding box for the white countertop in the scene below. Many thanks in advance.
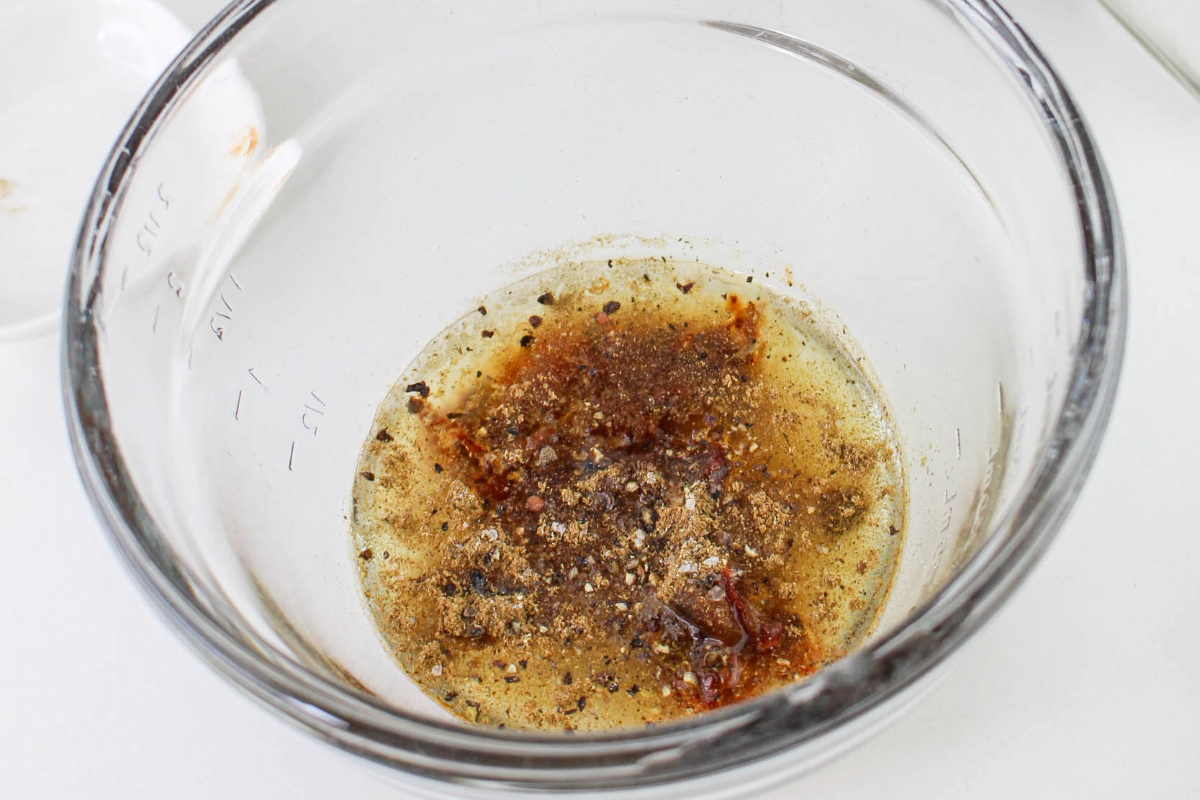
[2,0,1198,796]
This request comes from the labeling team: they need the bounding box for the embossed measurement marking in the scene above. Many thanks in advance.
[288,391,329,470]
[209,274,244,342]
[135,182,172,258]
[939,488,957,534]
[301,390,326,436]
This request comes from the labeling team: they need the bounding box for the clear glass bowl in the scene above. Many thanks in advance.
[63,0,1126,797]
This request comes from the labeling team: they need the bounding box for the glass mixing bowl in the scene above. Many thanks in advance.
[63,0,1125,796]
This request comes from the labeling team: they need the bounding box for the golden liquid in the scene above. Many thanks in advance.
[350,258,905,731]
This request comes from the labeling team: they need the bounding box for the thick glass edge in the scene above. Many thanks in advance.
[60,0,1127,789]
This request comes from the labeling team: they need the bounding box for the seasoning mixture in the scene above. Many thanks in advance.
[351,258,905,731]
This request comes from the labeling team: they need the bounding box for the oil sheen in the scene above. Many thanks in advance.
[350,258,905,731]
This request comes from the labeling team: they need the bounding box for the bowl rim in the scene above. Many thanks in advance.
[62,0,1126,791]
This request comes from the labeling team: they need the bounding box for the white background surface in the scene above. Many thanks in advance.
[2,0,1198,796]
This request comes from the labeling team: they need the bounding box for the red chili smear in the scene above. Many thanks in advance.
[691,570,787,707]
[721,568,784,652]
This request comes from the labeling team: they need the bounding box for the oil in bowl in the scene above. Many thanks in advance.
[350,258,905,731]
